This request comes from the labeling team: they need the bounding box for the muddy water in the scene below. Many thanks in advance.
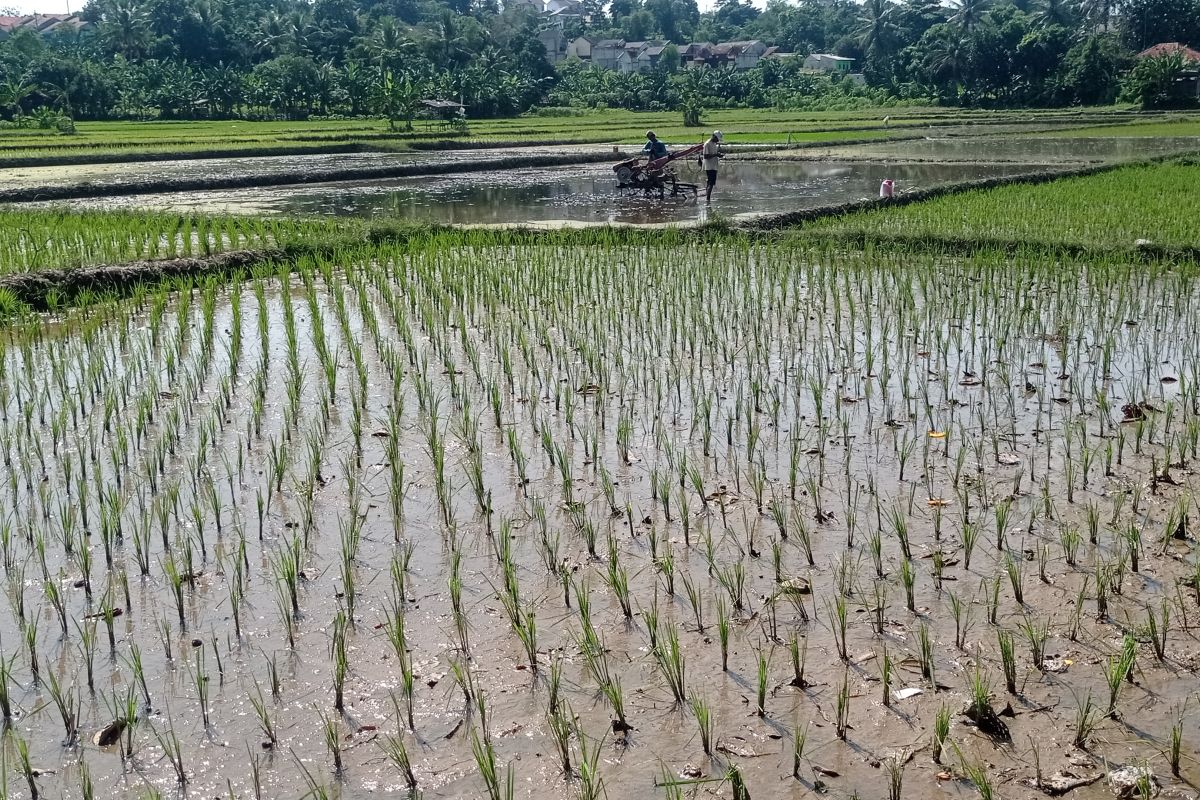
[2,243,1199,799]
[51,160,1039,225]
[797,134,1200,163]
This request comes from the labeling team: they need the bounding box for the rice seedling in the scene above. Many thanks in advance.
[654,621,687,705]
[380,727,419,789]
[952,741,997,800]
[884,750,905,800]
[949,591,973,650]
[1004,552,1024,605]
[827,594,849,661]
[835,668,850,740]
[932,704,950,763]
[689,693,714,757]
[1104,635,1138,717]
[1019,615,1049,671]
[716,598,730,671]
[576,730,606,800]
[248,681,276,748]
[1169,702,1185,777]
[916,622,936,688]
[754,645,770,716]
[1146,599,1169,661]
[318,708,343,775]
[1072,690,1102,748]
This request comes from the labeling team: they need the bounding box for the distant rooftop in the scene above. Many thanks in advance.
[1136,42,1200,61]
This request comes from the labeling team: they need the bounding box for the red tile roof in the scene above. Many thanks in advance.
[1137,42,1200,61]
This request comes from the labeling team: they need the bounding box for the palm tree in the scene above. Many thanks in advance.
[256,12,287,56]
[920,25,971,91]
[1033,0,1076,27]
[99,0,154,59]
[857,0,898,78]
[1072,0,1112,30]
[949,0,990,32]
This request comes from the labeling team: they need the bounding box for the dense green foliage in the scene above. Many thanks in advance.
[0,0,1196,121]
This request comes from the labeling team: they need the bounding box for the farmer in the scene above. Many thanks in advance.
[642,130,668,160]
[702,130,723,203]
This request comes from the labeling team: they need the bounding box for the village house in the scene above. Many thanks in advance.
[568,37,784,71]
[0,14,91,40]
[591,39,626,70]
[1135,42,1200,98]
[566,35,593,61]
[538,25,567,63]
[803,53,855,73]
[710,40,768,70]
[543,0,584,17]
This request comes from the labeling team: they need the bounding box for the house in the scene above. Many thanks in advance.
[566,36,593,61]
[592,39,625,70]
[1136,42,1200,98]
[616,47,640,73]
[1136,42,1200,62]
[0,14,91,40]
[637,44,669,71]
[724,40,768,69]
[804,53,855,73]
[544,0,583,16]
[681,42,714,67]
[538,25,567,63]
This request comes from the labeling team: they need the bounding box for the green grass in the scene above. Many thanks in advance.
[800,161,1200,250]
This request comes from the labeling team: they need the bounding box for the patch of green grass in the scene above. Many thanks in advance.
[800,161,1200,250]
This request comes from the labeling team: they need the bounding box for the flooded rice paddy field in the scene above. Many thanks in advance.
[0,145,617,192]
[3,242,1200,799]
[52,159,1040,226]
[795,135,1200,165]
[25,130,1196,227]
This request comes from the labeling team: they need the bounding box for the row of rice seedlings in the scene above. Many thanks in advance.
[0,210,329,275]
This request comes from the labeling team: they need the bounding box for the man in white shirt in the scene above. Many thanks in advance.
[702,130,723,203]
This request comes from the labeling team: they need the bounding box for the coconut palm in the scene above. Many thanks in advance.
[919,24,971,91]
[1072,0,1113,30]
[949,0,991,32]
[99,0,155,59]
[1033,0,1077,28]
[857,0,898,78]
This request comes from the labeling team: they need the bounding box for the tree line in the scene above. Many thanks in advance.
[0,0,1196,124]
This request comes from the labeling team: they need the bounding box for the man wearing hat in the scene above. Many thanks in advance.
[702,130,723,203]
[642,130,668,160]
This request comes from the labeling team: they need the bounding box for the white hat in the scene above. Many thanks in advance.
[712,130,722,141]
